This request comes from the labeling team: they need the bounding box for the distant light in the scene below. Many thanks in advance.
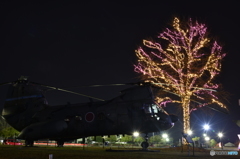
[203,124,210,130]
[218,132,223,138]
[162,133,168,138]
[218,142,222,148]
[187,130,193,136]
[205,136,210,141]
[133,132,139,137]
[203,133,207,137]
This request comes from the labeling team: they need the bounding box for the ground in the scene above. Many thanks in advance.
[0,145,239,159]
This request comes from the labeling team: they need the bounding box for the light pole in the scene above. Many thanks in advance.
[132,131,139,147]
[162,133,168,145]
[218,132,223,150]
[205,136,210,148]
[187,129,194,156]
[203,124,210,148]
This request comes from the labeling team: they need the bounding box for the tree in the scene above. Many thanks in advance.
[134,136,144,146]
[149,135,162,144]
[106,135,117,143]
[134,17,227,134]
[95,136,104,143]
[0,117,19,139]
[192,136,200,147]
[121,135,133,143]
[210,139,217,148]
[192,136,200,142]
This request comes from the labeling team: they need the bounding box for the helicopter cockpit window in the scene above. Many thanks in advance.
[143,104,158,113]
[142,103,160,120]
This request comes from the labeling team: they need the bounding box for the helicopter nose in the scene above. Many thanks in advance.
[169,114,178,123]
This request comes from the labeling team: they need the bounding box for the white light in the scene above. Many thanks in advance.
[187,130,193,135]
[218,133,223,138]
[133,132,139,137]
[203,124,210,130]
[162,133,168,138]
[205,136,210,141]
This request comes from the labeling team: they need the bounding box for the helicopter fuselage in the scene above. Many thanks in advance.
[1,79,177,146]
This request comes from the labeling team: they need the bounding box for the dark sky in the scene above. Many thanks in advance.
[1,1,240,143]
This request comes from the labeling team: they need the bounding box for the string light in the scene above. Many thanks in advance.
[134,17,227,133]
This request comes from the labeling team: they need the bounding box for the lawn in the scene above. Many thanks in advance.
[0,145,239,159]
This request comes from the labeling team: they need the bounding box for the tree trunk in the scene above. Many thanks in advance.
[182,97,191,134]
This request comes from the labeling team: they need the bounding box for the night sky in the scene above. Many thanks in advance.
[1,1,240,143]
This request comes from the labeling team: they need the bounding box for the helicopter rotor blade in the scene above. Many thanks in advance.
[49,82,145,90]
[0,81,14,87]
[29,82,105,101]
[1,79,225,113]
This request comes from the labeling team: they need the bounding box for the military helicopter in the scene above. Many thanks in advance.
[0,76,178,148]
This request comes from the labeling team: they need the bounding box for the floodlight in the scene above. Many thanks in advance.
[203,124,210,130]
[133,131,139,137]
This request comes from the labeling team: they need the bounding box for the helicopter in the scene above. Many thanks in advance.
[0,76,178,148]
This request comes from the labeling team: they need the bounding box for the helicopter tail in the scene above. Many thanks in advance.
[2,76,48,131]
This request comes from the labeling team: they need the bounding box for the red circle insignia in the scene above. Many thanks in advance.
[85,112,95,122]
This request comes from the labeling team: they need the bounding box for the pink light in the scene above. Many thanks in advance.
[134,17,226,120]
[219,142,222,148]
[159,100,172,107]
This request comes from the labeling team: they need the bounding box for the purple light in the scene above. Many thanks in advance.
[134,17,227,133]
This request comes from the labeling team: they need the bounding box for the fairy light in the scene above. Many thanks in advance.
[134,17,227,134]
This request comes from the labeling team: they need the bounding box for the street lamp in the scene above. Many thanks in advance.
[133,132,139,137]
[187,130,193,136]
[205,136,210,148]
[132,131,139,147]
[218,132,223,150]
[162,133,168,138]
[162,133,168,145]
[203,124,210,148]
[203,124,210,131]
[205,136,210,141]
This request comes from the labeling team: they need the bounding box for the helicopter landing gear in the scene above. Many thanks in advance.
[141,134,149,150]
[25,140,34,147]
[56,140,64,147]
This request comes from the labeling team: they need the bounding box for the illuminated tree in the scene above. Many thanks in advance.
[134,17,227,134]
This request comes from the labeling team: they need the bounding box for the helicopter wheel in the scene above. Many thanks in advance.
[141,141,149,150]
[56,140,64,147]
[25,140,34,147]
[141,134,149,150]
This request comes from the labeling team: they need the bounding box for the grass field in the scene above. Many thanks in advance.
[0,145,239,159]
